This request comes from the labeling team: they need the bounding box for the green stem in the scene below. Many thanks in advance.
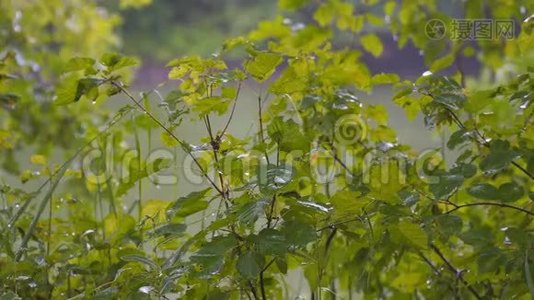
[47,173,53,256]
[134,116,143,221]
[15,167,66,261]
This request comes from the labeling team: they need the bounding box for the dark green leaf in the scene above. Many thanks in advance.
[434,93,465,110]
[497,182,524,202]
[191,235,238,274]
[447,129,471,150]
[152,223,186,237]
[255,228,287,256]
[167,189,211,218]
[236,251,264,279]
[281,220,316,248]
[467,183,499,200]
[429,174,463,199]
[435,215,463,237]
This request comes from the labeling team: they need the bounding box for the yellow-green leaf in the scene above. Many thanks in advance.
[361,34,383,57]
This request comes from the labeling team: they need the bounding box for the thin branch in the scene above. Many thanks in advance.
[204,114,228,199]
[316,217,359,232]
[259,271,267,300]
[257,95,270,165]
[111,81,224,195]
[8,105,133,227]
[266,147,280,228]
[444,107,534,180]
[418,252,457,294]
[219,81,241,138]
[445,201,534,216]
[248,281,260,300]
[430,243,482,299]
[261,258,276,273]
[419,253,441,275]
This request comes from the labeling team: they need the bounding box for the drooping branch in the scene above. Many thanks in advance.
[430,243,482,299]
[445,201,534,216]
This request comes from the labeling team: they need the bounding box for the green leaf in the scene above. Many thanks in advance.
[275,257,288,274]
[100,52,138,72]
[65,57,95,73]
[75,78,102,102]
[54,74,81,105]
[281,220,316,247]
[361,33,383,57]
[244,52,283,81]
[451,163,477,178]
[237,198,269,225]
[429,173,463,199]
[152,223,186,237]
[434,93,465,110]
[447,129,471,150]
[191,235,238,274]
[269,66,307,95]
[194,97,230,116]
[267,117,309,152]
[497,182,524,202]
[255,228,287,256]
[236,251,265,279]
[460,228,494,247]
[314,2,335,26]
[430,54,454,72]
[435,215,463,237]
[167,189,211,218]
[330,190,369,218]
[467,183,499,200]
[371,73,400,85]
[397,220,428,249]
[479,140,520,173]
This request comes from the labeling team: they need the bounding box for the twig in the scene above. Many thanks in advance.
[445,201,533,216]
[219,81,241,138]
[430,243,482,299]
[111,80,224,195]
[444,107,534,180]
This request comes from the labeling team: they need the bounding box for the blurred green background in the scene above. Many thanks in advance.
[117,0,277,62]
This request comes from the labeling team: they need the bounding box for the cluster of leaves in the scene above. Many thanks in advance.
[1,0,534,299]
